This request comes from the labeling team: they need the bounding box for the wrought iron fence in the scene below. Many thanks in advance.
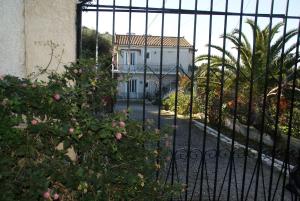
[77,0,300,200]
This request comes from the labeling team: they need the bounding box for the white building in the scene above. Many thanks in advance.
[113,34,193,99]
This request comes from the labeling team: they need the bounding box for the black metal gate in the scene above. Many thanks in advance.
[76,0,300,200]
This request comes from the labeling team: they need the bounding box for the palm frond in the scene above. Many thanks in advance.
[270,29,298,60]
[209,44,237,63]
[246,19,261,40]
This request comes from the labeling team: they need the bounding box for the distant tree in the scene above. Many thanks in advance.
[81,27,115,110]
[196,19,299,103]
[81,26,112,68]
[194,19,299,134]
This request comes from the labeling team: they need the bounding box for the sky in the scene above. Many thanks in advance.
[82,0,300,56]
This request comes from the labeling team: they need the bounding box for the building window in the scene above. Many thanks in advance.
[146,52,150,59]
[130,52,136,65]
[123,51,136,65]
[128,79,137,93]
[124,52,128,65]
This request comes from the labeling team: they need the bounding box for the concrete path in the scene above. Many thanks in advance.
[115,101,295,201]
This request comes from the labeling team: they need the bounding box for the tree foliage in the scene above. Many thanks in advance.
[81,26,112,68]
[195,19,299,137]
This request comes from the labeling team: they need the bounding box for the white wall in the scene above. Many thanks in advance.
[145,47,192,71]
[0,0,77,79]
[0,0,26,77]
[25,0,77,79]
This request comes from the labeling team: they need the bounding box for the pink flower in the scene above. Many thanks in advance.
[102,100,107,106]
[119,121,126,128]
[31,119,38,125]
[115,132,122,140]
[53,93,61,101]
[68,127,74,134]
[53,193,59,200]
[43,191,50,199]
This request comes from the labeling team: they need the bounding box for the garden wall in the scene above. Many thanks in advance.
[224,117,300,152]
[0,0,77,79]
[0,0,26,77]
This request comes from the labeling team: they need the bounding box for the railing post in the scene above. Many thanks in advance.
[76,3,82,60]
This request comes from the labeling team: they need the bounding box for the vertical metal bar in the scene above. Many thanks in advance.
[111,0,115,46]
[171,0,182,199]
[157,0,165,135]
[199,0,214,200]
[95,0,99,65]
[156,0,165,180]
[239,0,259,200]
[279,2,295,200]
[229,1,245,200]
[212,0,228,200]
[258,0,275,200]
[111,0,116,65]
[281,19,300,200]
[250,0,270,201]
[184,0,198,200]
[76,3,82,60]
[142,0,149,130]
[111,0,116,112]
[126,0,132,110]
[267,0,291,199]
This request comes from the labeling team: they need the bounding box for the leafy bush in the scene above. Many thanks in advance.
[163,91,201,115]
[0,61,177,201]
[280,108,300,139]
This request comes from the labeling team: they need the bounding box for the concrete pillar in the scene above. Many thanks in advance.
[0,0,77,79]
[0,0,26,77]
[24,0,77,79]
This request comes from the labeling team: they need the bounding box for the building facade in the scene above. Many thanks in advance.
[113,34,193,99]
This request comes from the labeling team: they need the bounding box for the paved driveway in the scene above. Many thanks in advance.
[115,101,294,201]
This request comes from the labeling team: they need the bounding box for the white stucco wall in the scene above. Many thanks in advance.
[0,0,26,77]
[0,0,76,79]
[25,0,77,79]
[145,47,192,71]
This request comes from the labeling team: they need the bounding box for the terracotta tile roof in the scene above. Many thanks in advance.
[115,34,193,48]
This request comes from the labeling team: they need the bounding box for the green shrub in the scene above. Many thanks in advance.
[163,91,201,115]
[0,61,177,201]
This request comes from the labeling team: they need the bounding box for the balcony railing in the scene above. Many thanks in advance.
[112,64,178,74]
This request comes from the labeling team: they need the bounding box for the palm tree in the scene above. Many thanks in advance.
[195,19,299,131]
